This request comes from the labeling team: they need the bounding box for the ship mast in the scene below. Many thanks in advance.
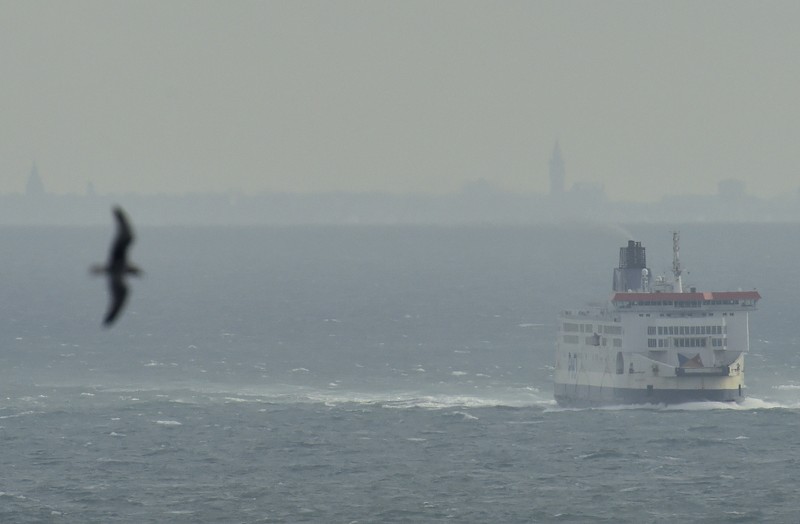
[672,231,683,293]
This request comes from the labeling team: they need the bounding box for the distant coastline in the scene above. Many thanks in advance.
[1,187,797,226]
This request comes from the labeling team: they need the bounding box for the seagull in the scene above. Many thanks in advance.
[91,206,142,326]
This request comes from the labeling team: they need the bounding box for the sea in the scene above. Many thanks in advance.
[0,222,798,523]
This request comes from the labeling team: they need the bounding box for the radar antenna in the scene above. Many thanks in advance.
[672,231,683,293]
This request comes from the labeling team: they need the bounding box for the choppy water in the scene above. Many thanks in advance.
[0,223,798,523]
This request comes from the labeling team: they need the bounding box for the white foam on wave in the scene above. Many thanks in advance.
[772,384,800,390]
[369,393,551,410]
[546,396,794,413]
[223,397,251,403]
[96,381,554,411]
[450,411,479,421]
[664,397,789,411]
[226,384,553,410]
[155,420,182,426]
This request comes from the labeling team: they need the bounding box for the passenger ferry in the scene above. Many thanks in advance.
[554,233,759,406]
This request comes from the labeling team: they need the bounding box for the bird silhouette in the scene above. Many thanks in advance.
[91,206,142,326]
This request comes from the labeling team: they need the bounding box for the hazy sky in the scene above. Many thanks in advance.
[2,1,799,200]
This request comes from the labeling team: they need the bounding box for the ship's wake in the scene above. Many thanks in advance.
[544,396,794,412]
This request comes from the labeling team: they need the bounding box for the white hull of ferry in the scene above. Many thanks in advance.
[553,345,745,407]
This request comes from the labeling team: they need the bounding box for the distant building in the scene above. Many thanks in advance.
[718,178,746,201]
[25,163,46,197]
[549,141,565,196]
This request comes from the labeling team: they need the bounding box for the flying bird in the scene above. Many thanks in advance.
[91,206,142,326]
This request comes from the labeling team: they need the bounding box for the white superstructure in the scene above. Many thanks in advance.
[554,234,760,406]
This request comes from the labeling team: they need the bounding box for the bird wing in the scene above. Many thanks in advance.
[109,206,134,268]
[103,275,129,326]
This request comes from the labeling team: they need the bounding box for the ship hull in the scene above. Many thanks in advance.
[553,349,746,407]
[554,382,743,407]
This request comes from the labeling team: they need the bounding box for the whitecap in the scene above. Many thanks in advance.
[224,397,250,403]
[155,420,182,426]
[450,411,479,421]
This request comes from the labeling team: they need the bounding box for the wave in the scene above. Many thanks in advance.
[300,390,554,410]
[545,396,794,413]
[98,382,555,410]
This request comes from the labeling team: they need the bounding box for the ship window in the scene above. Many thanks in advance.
[648,339,657,347]
[648,327,656,335]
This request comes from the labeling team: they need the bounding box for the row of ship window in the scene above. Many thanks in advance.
[616,299,754,308]
[647,337,725,348]
[562,335,722,349]
[562,322,623,335]
[648,325,725,336]
[562,335,623,347]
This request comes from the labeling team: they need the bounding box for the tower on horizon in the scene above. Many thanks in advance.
[26,162,46,197]
[549,142,565,196]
